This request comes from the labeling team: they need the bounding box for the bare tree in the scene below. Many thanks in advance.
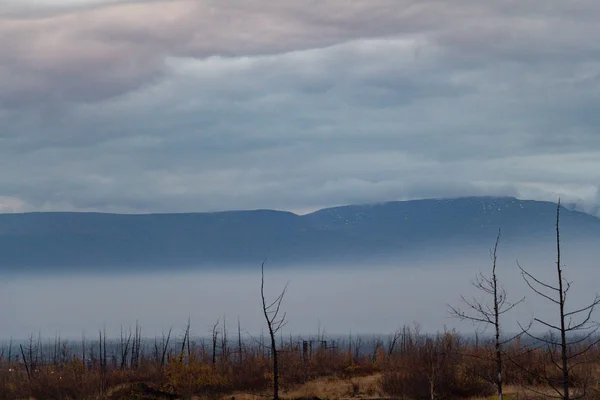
[517,200,600,400]
[423,334,450,400]
[237,317,244,364]
[211,318,220,368]
[180,320,190,363]
[7,337,13,365]
[260,260,288,400]
[82,331,87,368]
[221,315,228,364]
[98,327,107,374]
[153,327,172,368]
[130,322,142,369]
[387,329,402,356]
[20,344,32,384]
[120,326,133,370]
[448,230,524,400]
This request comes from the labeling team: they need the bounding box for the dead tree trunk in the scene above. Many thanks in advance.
[448,230,524,400]
[238,317,243,364]
[120,326,133,370]
[211,319,219,368]
[518,200,600,400]
[260,260,288,400]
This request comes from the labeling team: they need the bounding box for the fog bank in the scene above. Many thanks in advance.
[3,240,600,340]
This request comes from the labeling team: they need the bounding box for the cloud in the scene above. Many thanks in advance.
[1,0,600,213]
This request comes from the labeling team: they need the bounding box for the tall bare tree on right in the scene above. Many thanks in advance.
[518,200,600,400]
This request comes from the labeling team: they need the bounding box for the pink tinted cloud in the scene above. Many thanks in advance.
[1,0,599,107]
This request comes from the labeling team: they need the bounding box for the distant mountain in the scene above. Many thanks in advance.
[1,197,599,273]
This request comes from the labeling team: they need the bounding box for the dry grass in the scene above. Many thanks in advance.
[202,380,599,400]
[280,373,384,400]
[3,327,600,399]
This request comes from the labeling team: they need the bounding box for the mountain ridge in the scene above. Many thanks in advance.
[1,196,599,273]
[0,195,580,217]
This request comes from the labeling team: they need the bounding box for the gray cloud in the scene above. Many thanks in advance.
[1,0,600,213]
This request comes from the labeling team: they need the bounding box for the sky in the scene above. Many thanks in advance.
[1,0,600,214]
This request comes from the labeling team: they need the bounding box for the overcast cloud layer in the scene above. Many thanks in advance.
[1,0,600,214]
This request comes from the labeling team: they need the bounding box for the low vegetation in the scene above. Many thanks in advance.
[2,325,600,400]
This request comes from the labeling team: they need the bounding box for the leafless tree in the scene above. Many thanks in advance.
[221,316,228,364]
[130,322,142,369]
[180,320,191,363]
[237,317,244,364]
[517,200,600,400]
[448,230,524,400]
[98,327,107,374]
[414,329,457,400]
[120,326,133,370]
[82,332,86,368]
[353,335,363,361]
[387,329,403,356]
[372,336,383,362]
[153,327,172,368]
[211,318,220,368]
[98,327,108,397]
[20,343,32,384]
[7,337,13,365]
[260,260,288,400]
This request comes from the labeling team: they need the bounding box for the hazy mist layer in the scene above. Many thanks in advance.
[3,239,599,340]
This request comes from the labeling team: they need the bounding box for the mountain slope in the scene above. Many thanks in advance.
[0,197,599,273]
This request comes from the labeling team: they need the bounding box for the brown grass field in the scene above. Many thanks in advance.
[2,326,600,400]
